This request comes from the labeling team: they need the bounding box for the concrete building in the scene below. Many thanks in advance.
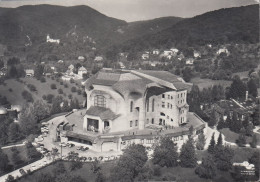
[59,69,205,152]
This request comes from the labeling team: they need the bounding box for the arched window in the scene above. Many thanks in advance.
[94,95,106,107]
[152,99,155,112]
[147,99,149,112]
[130,101,133,112]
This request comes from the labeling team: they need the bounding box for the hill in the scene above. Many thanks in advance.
[119,5,259,52]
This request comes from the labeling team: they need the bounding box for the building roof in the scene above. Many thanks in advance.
[85,106,119,121]
[0,107,7,115]
[78,66,87,71]
[85,69,191,98]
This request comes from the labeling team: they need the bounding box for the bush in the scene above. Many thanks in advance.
[8,88,13,92]
[70,78,74,83]
[60,81,63,85]
[58,88,63,94]
[40,77,46,83]
[50,84,57,90]
[77,89,82,95]
[46,94,54,103]
[64,84,68,88]
[71,87,77,93]
[153,165,161,176]
[42,95,47,100]
[21,90,34,102]
[27,84,37,92]
[68,94,72,99]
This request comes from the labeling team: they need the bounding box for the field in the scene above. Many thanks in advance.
[0,77,85,106]
[190,77,232,90]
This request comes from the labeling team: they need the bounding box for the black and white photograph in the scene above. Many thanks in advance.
[0,0,259,181]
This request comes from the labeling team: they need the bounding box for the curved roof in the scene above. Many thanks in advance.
[11,105,22,112]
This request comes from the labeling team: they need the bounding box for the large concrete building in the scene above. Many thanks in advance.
[60,69,206,152]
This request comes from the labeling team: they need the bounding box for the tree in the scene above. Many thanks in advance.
[182,67,193,82]
[250,134,257,148]
[227,76,247,99]
[95,171,105,182]
[152,136,178,167]
[31,100,50,122]
[195,155,217,179]
[236,133,246,147]
[50,83,57,89]
[252,105,260,126]
[245,123,254,136]
[0,147,9,173]
[179,138,197,168]
[34,64,44,80]
[208,133,215,154]
[91,159,101,173]
[53,162,66,176]
[71,86,77,92]
[11,147,23,166]
[26,142,41,160]
[208,110,217,127]
[247,79,257,97]
[214,145,234,171]
[70,98,80,109]
[5,175,15,182]
[217,133,223,146]
[248,151,260,178]
[217,116,227,130]
[36,173,55,182]
[40,77,46,83]
[110,144,148,182]
[51,96,63,114]
[58,88,63,94]
[70,160,83,171]
[8,123,22,142]
[196,131,206,150]
[19,106,37,135]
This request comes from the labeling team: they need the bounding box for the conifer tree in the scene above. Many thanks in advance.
[217,133,223,146]
[208,133,215,154]
[196,131,206,150]
[250,134,257,148]
[179,138,197,168]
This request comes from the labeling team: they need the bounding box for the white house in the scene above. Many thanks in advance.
[142,53,149,60]
[217,48,230,55]
[46,34,60,44]
[186,58,194,65]
[78,66,87,78]
[152,49,160,55]
[193,51,201,58]
[68,64,74,71]
[170,48,179,54]
[25,69,34,77]
[78,56,85,61]
[94,56,103,62]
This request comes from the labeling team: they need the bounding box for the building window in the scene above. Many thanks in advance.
[135,120,138,126]
[162,102,165,108]
[168,95,170,99]
[171,118,173,122]
[130,101,133,112]
[130,121,132,127]
[152,118,154,124]
[171,96,173,99]
[147,99,149,112]
[162,94,165,98]
[94,95,106,107]
[171,104,173,109]
[178,101,179,104]
[152,99,155,112]
[178,94,179,98]
[167,103,170,108]
[181,93,183,97]
[160,112,165,116]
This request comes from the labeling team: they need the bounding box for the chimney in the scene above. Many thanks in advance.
[245,91,248,101]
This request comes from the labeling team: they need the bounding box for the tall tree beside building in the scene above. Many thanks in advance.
[247,79,257,97]
[236,132,247,147]
[196,131,206,150]
[179,138,197,168]
[208,133,215,154]
[110,144,148,182]
[182,67,193,82]
[152,136,178,167]
[208,110,217,127]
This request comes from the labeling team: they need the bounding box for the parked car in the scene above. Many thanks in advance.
[77,146,83,150]
[19,168,26,175]
[68,143,75,148]
[31,165,36,170]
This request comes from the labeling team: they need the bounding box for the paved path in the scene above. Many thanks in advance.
[1,143,25,149]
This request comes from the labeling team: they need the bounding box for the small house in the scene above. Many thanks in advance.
[94,56,103,62]
[78,66,87,77]
[152,49,160,55]
[25,69,34,77]
[78,56,85,61]
[142,53,149,60]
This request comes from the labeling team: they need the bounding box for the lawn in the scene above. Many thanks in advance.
[190,77,232,90]
[2,145,29,166]
[18,161,115,182]
[0,77,85,106]
[220,128,260,145]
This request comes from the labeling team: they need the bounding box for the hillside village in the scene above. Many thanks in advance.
[0,3,259,182]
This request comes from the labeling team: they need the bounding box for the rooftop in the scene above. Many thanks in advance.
[85,106,119,121]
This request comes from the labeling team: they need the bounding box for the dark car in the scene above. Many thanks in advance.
[19,168,26,175]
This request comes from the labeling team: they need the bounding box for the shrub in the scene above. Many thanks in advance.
[27,84,37,92]
[50,84,57,89]
[42,95,47,100]
[58,88,63,94]
[8,88,13,92]
[71,87,77,93]
[60,81,63,85]
[21,90,34,102]
[77,89,82,95]
[46,94,54,103]
[70,78,75,83]
[40,77,46,83]
[68,94,72,99]
[64,84,68,88]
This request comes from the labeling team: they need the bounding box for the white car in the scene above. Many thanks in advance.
[31,165,36,170]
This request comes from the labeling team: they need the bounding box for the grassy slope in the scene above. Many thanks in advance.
[0,77,85,105]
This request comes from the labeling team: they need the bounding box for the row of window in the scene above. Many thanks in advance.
[162,102,174,109]
[178,99,185,104]
[146,118,155,124]
[162,93,186,99]
[130,120,138,127]
[94,95,106,107]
